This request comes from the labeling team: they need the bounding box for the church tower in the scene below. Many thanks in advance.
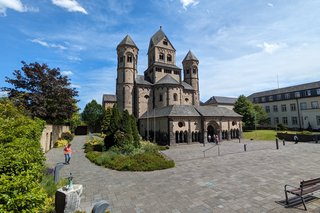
[116,35,139,114]
[183,50,200,105]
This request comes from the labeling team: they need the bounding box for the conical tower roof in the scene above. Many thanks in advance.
[117,35,138,49]
[183,50,198,61]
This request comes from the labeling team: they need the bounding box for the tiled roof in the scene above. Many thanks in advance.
[204,96,237,105]
[153,62,181,70]
[248,81,320,98]
[135,75,152,85]
[117,35,138,48]
[195,106,242,117]
[140,105,201,118]
[181,81,194,90]
[103,94,116,102]
[183,50,198,61]
[155,75,180,85]
[148,27,176,50]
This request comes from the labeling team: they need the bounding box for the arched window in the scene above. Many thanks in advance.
[186,69,190,74]
[167,54,172,62]
[159,53,164,60]
[159,94,163,102]
[193,67,197,74]
[173,93,177,101]
[127,55,133,63]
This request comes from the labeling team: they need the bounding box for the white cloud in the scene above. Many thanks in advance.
[61,70,73,76]
[31,38,67,50]
[52,0,87,14]
[257,42,286,54]
[0,91,8,97]
[267,3,274,8]
[180,0,199,10]
[68,56,82,61]
[0,0,38,15]
[71,84,81,88]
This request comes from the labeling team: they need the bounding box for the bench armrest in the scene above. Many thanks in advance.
[285,184,299,191]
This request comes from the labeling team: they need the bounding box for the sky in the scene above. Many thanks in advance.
[0,0,320,111]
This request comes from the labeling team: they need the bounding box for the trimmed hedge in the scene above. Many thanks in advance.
[0,99,47,212]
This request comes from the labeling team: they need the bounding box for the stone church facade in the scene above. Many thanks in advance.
[103,27,242,145]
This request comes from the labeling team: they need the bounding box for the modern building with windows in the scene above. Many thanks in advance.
[102,27,242,145]
[248,81,320,130]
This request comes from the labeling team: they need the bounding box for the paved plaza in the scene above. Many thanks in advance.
[45,136,320,212]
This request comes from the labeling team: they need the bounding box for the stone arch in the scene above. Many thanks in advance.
[179,131,183,143]
[175,131,179,143]
[192,132,195,142]
[206,121,220,142]
[184,130,188,142]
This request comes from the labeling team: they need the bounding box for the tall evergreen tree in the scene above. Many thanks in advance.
[101,107,112,133]
[130,115,140,148]
[121,110,132,144]
[109,104,121,134]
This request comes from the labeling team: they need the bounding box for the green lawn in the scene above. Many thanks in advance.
[242,130,277,141]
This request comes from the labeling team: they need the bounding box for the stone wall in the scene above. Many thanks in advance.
[40,125,70,152]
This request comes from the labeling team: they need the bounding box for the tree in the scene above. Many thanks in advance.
[81,100,104,133]
[2,61,78,124]
[233,95,255,130]
[253,104,269,127]
[101,107,112,133]
[130,114,140,148]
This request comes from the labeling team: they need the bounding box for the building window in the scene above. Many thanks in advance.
[178,121,184,127]
[127,55,132,63]
[295,91,301,98]
[290,103,296,111]
[300,102,307,110]
[311,101,319,109]
[273,105,278,112]
[274,117,279,124]
[164,69,171,74]
[167,54,172,62]
[277,94,281,100]
[317,88,320,95]
[265,106,270,113]
[159,94,163,102]
[174,71,179,75]
[282,117,288,125]
[281,104,287,112]
[163,39,168,45]
[305,90,311,96]
[285,93,290,99]
[193,67,197,74]
[173,93,178,101]
[261,97,266,102]
[159,53,164,60]
[292,117,298,125]
[317,116,320,126]
[119,56,123,63]
[269,96,273,101]
[155,67,162,72]
[185,98,189,102]
[254,98,259,103]
[186,69,190,74]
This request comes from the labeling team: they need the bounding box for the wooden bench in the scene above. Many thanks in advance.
[285,178,320,210]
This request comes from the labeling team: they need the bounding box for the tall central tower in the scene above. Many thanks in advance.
[116,35,139,114]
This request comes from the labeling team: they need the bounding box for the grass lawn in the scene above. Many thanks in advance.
[243,130,277,140]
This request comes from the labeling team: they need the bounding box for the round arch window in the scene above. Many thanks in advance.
[178,122,184,128]
[232,121,237,126]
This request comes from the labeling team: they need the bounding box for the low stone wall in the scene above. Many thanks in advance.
[277,133,320,142]
[40,125,70,152]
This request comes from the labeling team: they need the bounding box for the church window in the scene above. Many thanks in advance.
[163,39,168,45]
[164,69,171,74]
[178,122,184,127]
[186,69,190,74]
[193,67,197,74]
[159,53,164,60]
[167,54,172,62]
[127,55,132,63]
[173,93,178,101]
[155,67,162,72]
[185,98,189,102]
[119,56,123,63]
[159,94,163,102]
[174,71,179,75]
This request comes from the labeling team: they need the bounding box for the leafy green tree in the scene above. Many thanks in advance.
[233,95,255,130]
[69,105,81,133]
[2,61,78,124]
[253,104,269,127]
[81,100,104,133]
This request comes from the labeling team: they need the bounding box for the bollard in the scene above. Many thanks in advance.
[283,140,285,146]
[54,163,65,184]
[276,138,279,150]
[244,144,247,152]
[238,137,241,143]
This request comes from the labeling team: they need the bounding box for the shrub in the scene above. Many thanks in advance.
[61,131,74,142]
[54,139,68,148]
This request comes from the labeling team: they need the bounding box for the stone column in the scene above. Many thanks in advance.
[188,120,191,144]
[55,184,83,213]
[169,119,175,146]
[227,120,231,140]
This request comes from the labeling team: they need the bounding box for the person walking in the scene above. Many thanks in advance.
[64,143,72,164]
[294,134,299,144]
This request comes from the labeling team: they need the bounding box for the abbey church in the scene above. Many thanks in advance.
[103,27,242,145]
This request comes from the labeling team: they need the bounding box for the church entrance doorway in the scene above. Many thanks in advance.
[207,125,215,142]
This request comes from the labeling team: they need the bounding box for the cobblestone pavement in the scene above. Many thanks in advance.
[45,136,320,213]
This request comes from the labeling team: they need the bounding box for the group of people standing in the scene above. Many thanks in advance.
[208,134,219,144]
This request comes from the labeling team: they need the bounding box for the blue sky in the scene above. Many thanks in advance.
[1,0,320,111]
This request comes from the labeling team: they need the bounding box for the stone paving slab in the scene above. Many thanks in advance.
[45,136,320,212]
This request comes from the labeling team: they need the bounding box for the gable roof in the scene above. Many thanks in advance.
[155,74,180,85]
[103,94,116,102]
[135,75,152,86]
[195,106,242,117]
[148,27,175,50]
[140,105,201,118]
[181,81,194,90]
[204,96,237,105]
[117,35,138,49]
[183,50,198,61]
